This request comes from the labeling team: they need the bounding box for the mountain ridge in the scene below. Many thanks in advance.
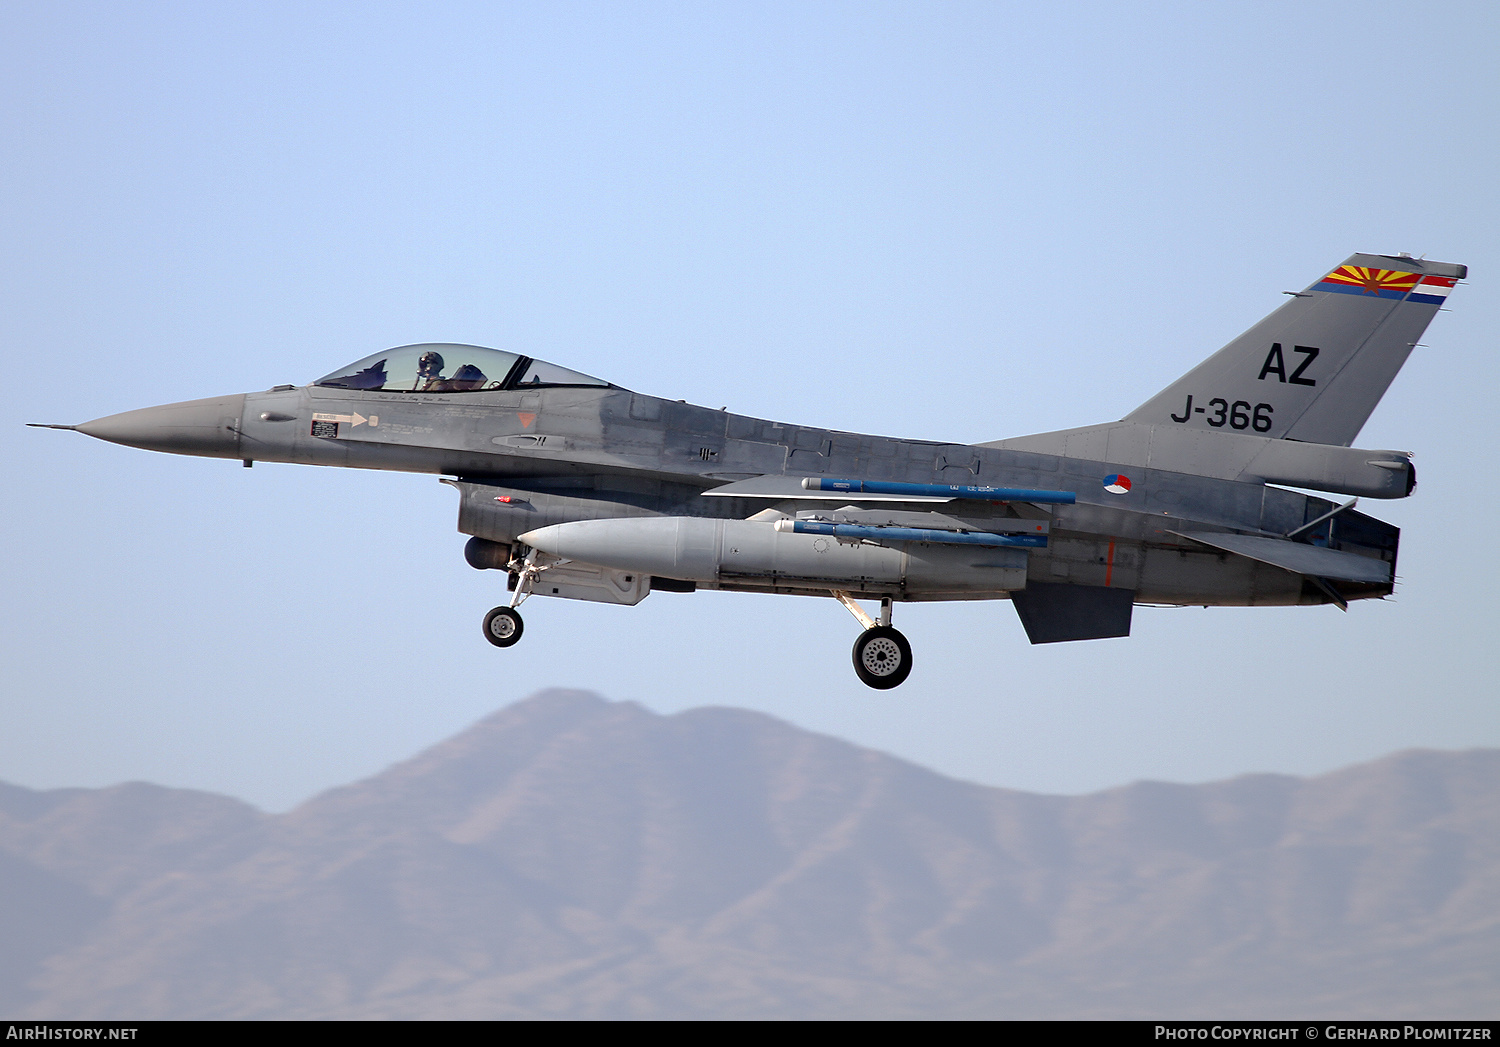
[2,689,1495,1018]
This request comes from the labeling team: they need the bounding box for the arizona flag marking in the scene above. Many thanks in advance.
[1316,266,1421,300]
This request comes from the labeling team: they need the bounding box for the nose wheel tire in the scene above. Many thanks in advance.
[852,625,912,689]
[483,606,524,648]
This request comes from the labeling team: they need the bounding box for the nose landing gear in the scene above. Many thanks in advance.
[481,545,542,649]
[833,591,912,689]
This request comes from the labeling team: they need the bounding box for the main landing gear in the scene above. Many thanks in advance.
[481,546,542,649]
[833,591,912,690]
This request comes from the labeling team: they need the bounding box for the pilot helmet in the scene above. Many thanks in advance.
[417,351,445,378]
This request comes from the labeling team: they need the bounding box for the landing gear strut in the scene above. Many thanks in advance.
[833,591,912,690]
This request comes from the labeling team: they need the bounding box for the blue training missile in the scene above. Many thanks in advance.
[774,519,1047,548]
[802,477,1076,504]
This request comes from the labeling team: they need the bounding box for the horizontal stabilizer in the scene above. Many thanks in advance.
[1011,583,1134,644]
[1172,531,1390,584]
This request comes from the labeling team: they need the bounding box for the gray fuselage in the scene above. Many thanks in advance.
[205,380,1391,609]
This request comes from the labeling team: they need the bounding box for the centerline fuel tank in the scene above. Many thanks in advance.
[518,516,1029,597]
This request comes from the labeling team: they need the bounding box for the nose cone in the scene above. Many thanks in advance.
[78,394,247,459]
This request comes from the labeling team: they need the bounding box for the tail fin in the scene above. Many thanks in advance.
[1125,253,1466,446]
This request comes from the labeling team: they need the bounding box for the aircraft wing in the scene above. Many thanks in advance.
[1171,531,1391,584]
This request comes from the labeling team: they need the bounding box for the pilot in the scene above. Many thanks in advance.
[415,351,446,391]
[421,360,489,393]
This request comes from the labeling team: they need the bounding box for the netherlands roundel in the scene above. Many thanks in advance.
[1103,474,1131,495]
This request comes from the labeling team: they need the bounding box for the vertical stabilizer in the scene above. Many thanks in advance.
[1125,254,1465,446]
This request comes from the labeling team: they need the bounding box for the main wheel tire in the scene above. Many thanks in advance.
[482,606,524,648]
[852,625,912,689]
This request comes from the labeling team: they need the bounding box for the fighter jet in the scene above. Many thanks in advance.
[33,252,1464,688]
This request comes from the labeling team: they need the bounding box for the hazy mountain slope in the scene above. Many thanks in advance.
[2,691,1495,1018]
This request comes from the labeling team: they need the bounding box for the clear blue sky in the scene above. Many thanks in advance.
[3,1,1497,811]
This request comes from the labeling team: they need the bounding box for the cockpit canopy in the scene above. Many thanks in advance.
[313,343,610,394]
